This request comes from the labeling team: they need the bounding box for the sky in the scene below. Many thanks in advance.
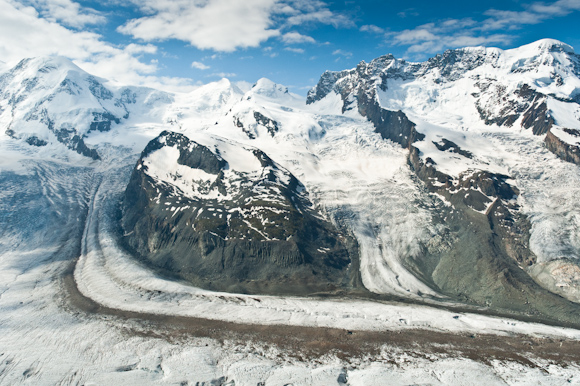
[0,0,579,94]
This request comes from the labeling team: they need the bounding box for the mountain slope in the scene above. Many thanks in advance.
[305,38,580,322]
[121,130,361,295]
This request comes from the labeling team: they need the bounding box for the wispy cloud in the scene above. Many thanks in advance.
[397,8,419,18]
[284,47,305,53]
[385,0,580,58]
[0,0,196,92]
[207,72,237,78]
[281,31,315,44]
[332,49,352,58]
[16,0,105,28]
[360,24,384,34]
[191,61,210,70]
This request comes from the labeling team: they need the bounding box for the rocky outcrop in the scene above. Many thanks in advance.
[307,58,423,149]
[474,83,554,136]
[406,143,580,324]
[545,129,580,165]
[253,111,279,137]
[121,131,362,295]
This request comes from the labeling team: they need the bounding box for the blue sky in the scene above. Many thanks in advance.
[1,0,579,94]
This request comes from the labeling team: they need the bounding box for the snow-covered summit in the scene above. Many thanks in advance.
[515,38,575,54]
[249,78,289,98]
[0,55,172,159]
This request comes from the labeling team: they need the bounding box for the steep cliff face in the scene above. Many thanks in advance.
[307,39,580,164]
[121,131,361,295]
[545,128,580,165]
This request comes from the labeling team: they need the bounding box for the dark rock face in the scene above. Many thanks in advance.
[253,111,279,137]
[407,143,580,324]
[357,90,424,149]
[89,112,121,133]
[24,136,47,147]
[307,57,423,149]
[234,111,280,139]
[474,83,555,136]
[545,129,580,165]
[432,139,473,159]
[122,131,361,295]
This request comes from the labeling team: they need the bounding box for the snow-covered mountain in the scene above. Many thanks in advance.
[2,39,580,323]
[5,39,580,385]
[121,130,360,295]
[0,56,172,159]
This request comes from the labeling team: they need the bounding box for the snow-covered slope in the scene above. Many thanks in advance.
[0,56,172,159]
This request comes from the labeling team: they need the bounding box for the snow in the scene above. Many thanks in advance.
[2,42,580,383]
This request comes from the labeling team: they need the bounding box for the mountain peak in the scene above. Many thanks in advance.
[11,56,83,76]
[250,78,289,98]
[532,38,575,53]
[509,38,575,56]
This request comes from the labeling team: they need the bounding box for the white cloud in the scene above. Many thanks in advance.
[284,47,304,53]
[119,0,352,52]
[397,8,419,18]
[0,0,196,92]
[360,24,384,34]
[119,0,280,52]
[332,49,352,57]
[385,1,580,58]
[281,32,315,44]
[392,27,438,45]
[404,34,512,54]
[388,20,513,56]
[208,72,236,78]
[191,61,210,70]
[285,9,352,27]
[17,0,105,28]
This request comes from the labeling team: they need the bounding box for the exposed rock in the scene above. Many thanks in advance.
[89,112,121,133]
[545,129,580,165]
[25,136,47,147]
[0,56,168,159]
[432,139,473,159]
[307,58,424,149]
[474,83,554,135]
[307,52,580,324]
[253,111,279,137]
[121,131,361,295]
